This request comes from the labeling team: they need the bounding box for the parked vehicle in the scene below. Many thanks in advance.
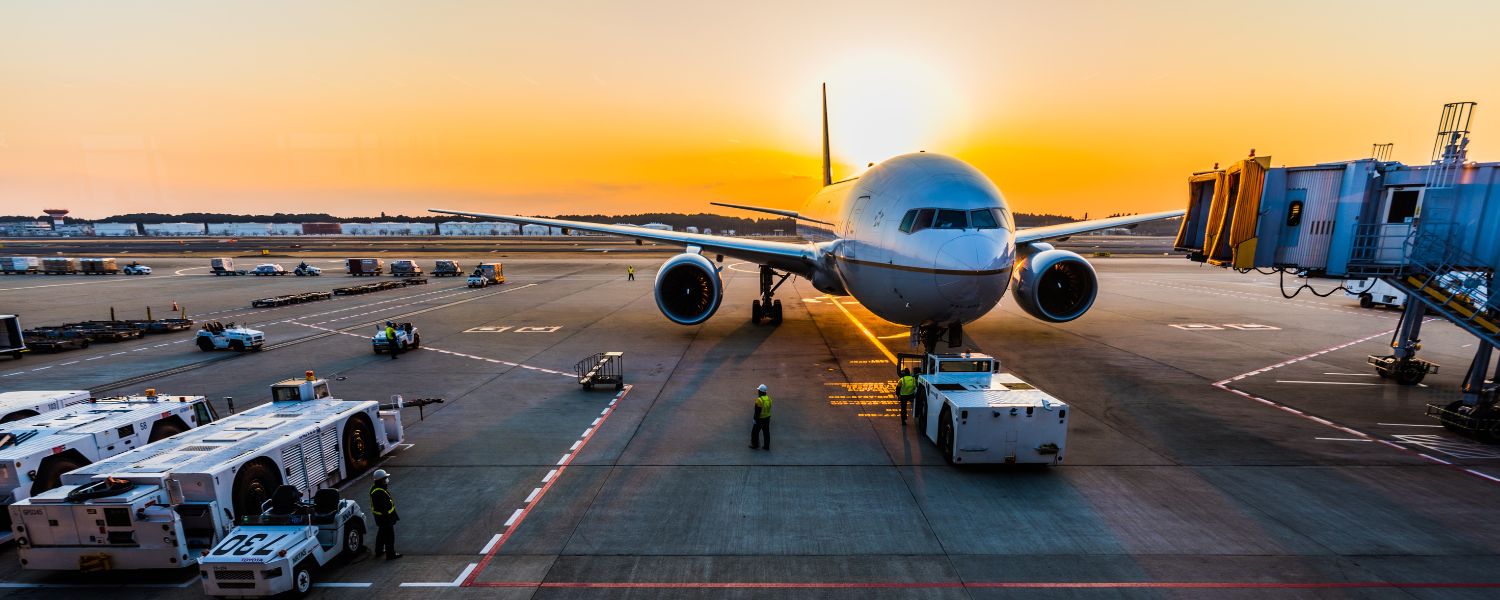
[432,259,462,277]
[372,322,420,354]
[200,486,366,597]
[252,263,286,276]
[467,262,504,288]
[293,261,322,276]
[212,257,248,276]
[346,258,383,276]
[122,262,151,275]
[41,258,78,275]
[195,321,265,352]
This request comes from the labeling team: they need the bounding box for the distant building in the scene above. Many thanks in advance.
[440,221,520,236]
[268,223,304,235]
[92,223,139,236]
[521,224,565,236]
[207,222,272,236]
[684,226,699,234]
[642,222,673,231]
[342,222,436,236]
[302,222,342,235]
[143,222,205,236]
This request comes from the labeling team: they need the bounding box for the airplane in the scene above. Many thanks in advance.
[432,84,1183,351]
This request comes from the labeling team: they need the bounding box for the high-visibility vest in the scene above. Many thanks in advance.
[755,394,772,419]
[385,326,396,341]
[370,485,395,516]
[628,266,635,274]
[897,375,917,396]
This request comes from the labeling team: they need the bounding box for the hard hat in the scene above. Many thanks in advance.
[757,384,768,393]
[373,469,389,480]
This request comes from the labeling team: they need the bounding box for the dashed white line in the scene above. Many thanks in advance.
[556,453,572,465]
[504,509,524,527]
[525,488,541,503]
[479,534,502,555]
[542,469,557,483]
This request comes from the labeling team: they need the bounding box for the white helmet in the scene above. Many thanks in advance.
[757,384,768,393]
[373,469,390,480]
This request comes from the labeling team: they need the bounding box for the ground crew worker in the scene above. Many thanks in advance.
[370,469,402,559]
[627,265,635,281]
[749,384,772,450]
[897,368,917,426]
[385,322,400,360]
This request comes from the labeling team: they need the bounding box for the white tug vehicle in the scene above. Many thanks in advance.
[196,321,266,352]
[899,352,1069,465]
[372,322,419,354]
[200,484,366,597]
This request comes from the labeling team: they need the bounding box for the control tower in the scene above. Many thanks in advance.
[42,209,69,229]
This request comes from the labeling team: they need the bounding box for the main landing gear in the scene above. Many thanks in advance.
[914,323,964,354]
[752,265,788,325]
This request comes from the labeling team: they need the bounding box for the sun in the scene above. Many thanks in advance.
[822,52,966,175]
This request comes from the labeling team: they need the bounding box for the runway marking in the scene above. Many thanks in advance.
[1276,380,1428,388]
[463,385,634,587]
[0,576,200,588]
[1144,280,1396,320]
[479,534,502,555]
[313,582,373,588]
[1315,437,1373,442]
[1325,372,1378,377]
[462,580,1500,590]
[399,563,477,588]
[0,274,191,292]
[826,295,898,365]
[1378,423,1444,428]
[1215,327,1500,484]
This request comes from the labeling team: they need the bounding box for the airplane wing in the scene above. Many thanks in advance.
[428,208,819,275]
[1014,209,1184,245]
[709,202,834,226]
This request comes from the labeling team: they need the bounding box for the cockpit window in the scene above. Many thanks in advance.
[969,208,999,229]
[933,210,967,229]
[903,208,935,233]
[898,210,919,233]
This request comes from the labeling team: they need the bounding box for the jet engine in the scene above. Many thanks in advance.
[653,253,724,325]
[1009,243,1097,323]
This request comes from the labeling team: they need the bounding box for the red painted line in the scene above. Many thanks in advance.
[466,581,1500,589]
[462,385,633,587]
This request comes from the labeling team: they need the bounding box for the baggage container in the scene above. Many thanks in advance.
[432,259,462,277]
[41,258,78,275]
[389,259,422,276]
[11,374,404,571]
[1,257,40,274]
[78,258,119,275]
[346,258,383,276]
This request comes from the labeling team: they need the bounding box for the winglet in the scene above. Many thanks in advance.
[821,83,833,187]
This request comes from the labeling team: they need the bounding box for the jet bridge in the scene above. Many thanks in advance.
[1175,102,1500,439]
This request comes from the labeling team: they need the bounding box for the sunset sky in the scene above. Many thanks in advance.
[4,1,1500,219]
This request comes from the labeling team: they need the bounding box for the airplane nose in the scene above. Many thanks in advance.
[934,234,1009,307]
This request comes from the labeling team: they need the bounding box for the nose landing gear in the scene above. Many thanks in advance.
[752,265,789,325]
[913,323,964,353]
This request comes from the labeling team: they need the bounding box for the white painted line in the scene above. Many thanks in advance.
[1276,380,1385,386]
[525,487,541,503]
[582,428,593,438]
[313,582,373,588]
[591,417,601,426]
[109,352,126,356]
[1378,423,1444,428]
[59,360,79,366]
[84,356,102,361]
[30,366,50,371]
[479,533,502,555]
[569,440,581,451]
[1324,372,1380,377]
[556,453,571,465]
[542,469,557,483]
[504,509,524,527]
[1,372,19,377]
[1315,437,1373,442]
[601,407,610,415]
[1465,468,1500,483]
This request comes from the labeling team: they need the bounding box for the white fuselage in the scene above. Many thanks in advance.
[797,152,1015,328]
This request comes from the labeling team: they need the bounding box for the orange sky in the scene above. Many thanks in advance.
[4,1,1500,219]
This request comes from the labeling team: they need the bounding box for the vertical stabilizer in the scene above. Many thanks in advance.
[821,83,833,187]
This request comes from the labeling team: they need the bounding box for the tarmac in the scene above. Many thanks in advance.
[2,244,1499,598]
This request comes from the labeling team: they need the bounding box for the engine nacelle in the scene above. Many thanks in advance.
[1010,243,1098,323]
[654,253,724,325]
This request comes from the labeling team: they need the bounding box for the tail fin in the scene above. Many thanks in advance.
[821,83,833,187]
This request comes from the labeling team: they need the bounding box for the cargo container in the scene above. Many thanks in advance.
[41,258,78,275]
[432,259,462,276]
[345,258,383,276]
[78,258,119,275]
[211,257,247,276]
[1,257,40,274]
[388,259,422,276]
[11,375,403,571]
